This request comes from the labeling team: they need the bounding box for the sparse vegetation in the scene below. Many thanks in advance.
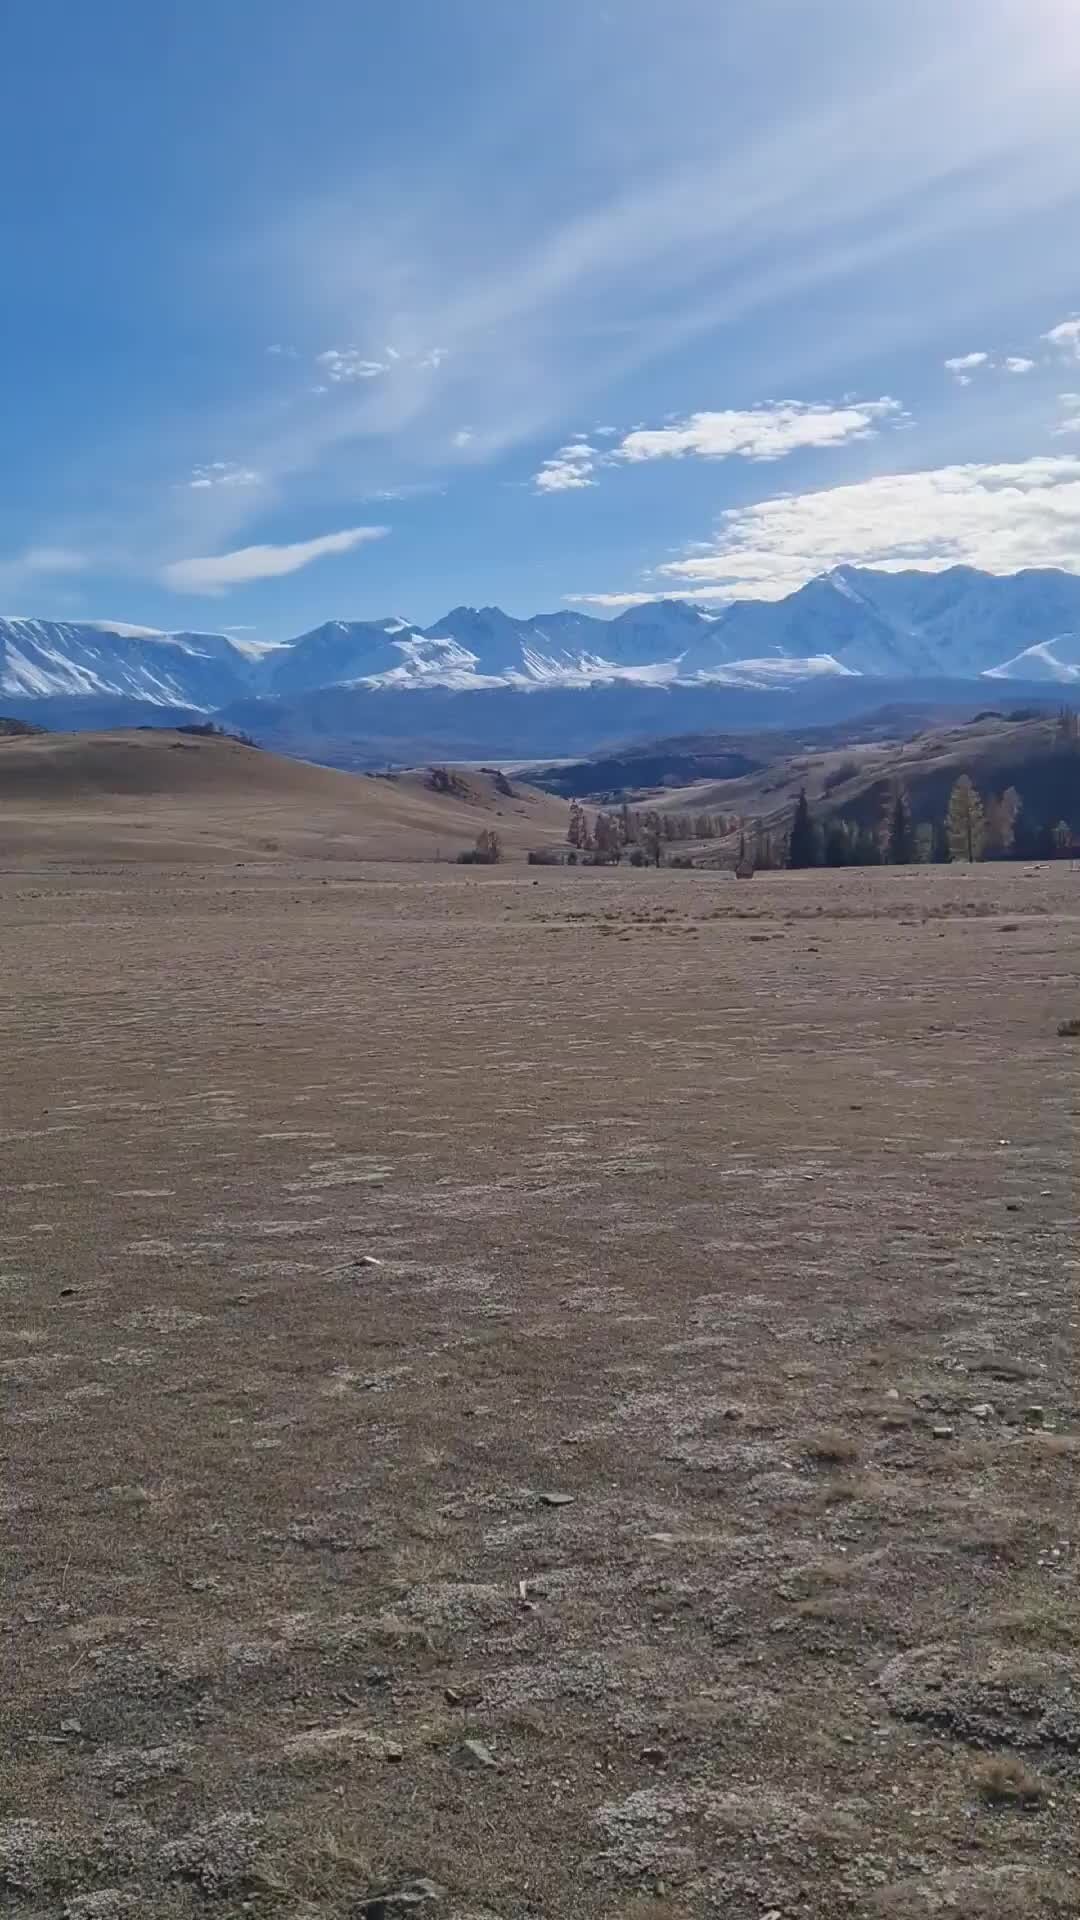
[428,764,472,799]
[174,719,258,747]
[1057,1017,1080,1037]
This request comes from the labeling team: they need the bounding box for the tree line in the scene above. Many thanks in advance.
[567,799,734,865]
[785,773,1074,869]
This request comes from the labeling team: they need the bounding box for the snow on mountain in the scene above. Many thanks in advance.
[7,568,1080,715]
[984,634,1080,682]
[0,617,256,709]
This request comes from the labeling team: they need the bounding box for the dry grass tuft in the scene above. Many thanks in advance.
[804,1428,860,1466]
[972,1753,1048,1809]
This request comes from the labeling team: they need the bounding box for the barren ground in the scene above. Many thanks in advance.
[2,859,1078,1919]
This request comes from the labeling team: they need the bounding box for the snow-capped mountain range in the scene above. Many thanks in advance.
[4,566,1080,715]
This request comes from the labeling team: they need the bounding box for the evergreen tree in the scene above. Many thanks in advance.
[854,823,882,866]
[787,789,818,869]
[945,775,986,862]
[824,820,851,867]
[886,787,915,865]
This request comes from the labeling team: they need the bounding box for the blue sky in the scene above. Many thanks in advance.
[4,0,1080,637]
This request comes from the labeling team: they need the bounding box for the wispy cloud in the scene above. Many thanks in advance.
[162,524,387,594]
[188,461,263,489]
[239,6,1080,517]
[1044,316,1080,360]
[0,543,88,600]
[316,348,388,384]
[17,545,87,575]
[648,456,1080,600]
[1003,355,1035,374]
[1052,394,1080,437]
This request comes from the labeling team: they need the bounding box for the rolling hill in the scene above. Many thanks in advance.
[0,728,568,865]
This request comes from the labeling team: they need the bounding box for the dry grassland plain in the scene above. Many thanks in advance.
[2,856,1078,1918]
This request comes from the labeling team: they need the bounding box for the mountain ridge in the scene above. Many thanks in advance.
[4,569,1080,730]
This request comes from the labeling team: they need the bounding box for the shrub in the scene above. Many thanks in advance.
[457,828,502,865]
[1058,1018,1080,1037]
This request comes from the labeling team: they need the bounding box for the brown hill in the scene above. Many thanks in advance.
[0,729,569,864]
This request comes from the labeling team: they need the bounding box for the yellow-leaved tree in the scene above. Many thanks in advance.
[946,775,986,862]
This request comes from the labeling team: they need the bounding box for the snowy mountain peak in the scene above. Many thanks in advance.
[6,566,1080,713]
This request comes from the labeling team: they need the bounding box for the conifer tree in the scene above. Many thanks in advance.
[886,787,915,865]
[787,789,818,869]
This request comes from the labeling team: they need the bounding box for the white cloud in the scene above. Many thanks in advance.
[944,351,990,377]
[316,348,387,383]
[418,346,448,370]
[1044,317,1080,360]
[1003,355,1035,374]
[614,398,903,464]
[162,525,387,594]
[1052,393,1080,437]
[188,461,263,490]
[534,399,902,494]
[534,442,598,492]
[452,428,474,447]
[649,456,1080,600]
